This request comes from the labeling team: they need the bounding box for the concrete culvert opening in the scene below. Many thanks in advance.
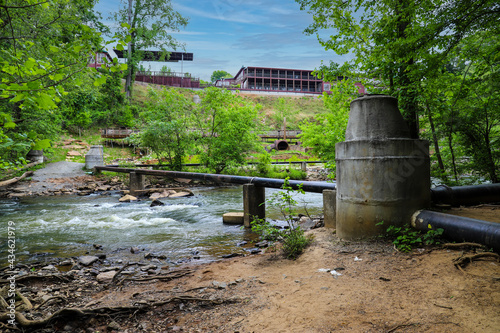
[274,140,289,151]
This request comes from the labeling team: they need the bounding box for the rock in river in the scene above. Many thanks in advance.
[119,194,138,202]
[78,255,99,266]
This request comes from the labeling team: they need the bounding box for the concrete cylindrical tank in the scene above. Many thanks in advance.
[85,145,104,169]
[27,150,44,163]
[335,95,430,239]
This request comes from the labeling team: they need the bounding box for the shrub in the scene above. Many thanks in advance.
[379,222,444,252]
[251,177,312,259]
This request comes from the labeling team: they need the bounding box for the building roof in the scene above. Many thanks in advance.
[112,50,193,62]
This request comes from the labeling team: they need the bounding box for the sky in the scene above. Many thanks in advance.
[95,0,348,82]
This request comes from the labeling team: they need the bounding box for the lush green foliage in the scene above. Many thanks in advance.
[251,178,312,259]
[379,222,444,252]
[210,70,233,83]
[110,0,188,99]
[299,78,358,172]
[193,88,262,174]
[297,0,500,183]
[134,88,194,170]
[297,0,499,139]
[418,31,500,184]
[0,0,126,170]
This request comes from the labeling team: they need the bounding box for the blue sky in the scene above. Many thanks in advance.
[95,0,347,81]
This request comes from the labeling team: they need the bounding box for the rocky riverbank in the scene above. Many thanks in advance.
[2,227,499,333]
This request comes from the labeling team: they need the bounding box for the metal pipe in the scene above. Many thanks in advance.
[430,184,500,206]
[105,161,326,168]
[95,166,336,193]
[412,210,500,252]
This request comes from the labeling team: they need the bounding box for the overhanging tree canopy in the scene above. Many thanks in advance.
[111,0,188,99]
[297,0,500,138]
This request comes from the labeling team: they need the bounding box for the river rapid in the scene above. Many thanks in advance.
[0,186,323,265]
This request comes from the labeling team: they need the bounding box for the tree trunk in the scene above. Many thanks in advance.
[125,0,133,99]
[447,133,459,182]
[396,0,419,139]
[426,103,446,176]
[483,132,498,183]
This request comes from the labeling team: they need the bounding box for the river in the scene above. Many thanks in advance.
[0,186,324,265]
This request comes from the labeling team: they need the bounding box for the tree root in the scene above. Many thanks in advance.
[0,295,239,328]
[442,242,485,249]
[32,296,66,310]
[0,274,73,284]
[387,322,421,332]
[453,252,500,280]
[453,252,500,267]
[0,306,142,328]
[116,269,193,285]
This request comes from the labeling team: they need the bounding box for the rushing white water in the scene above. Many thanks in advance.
[0,186,324,264]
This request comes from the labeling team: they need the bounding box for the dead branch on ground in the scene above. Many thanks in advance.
[0,171,33,188]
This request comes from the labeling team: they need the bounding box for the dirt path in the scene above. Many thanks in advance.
[5,161,111,197]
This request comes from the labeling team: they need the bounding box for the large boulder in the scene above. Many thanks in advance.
[119,194,138,202]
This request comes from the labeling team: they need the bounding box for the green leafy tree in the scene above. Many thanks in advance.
[138,88,193,170]
[272,97,298,131]
[193,87,261,174]
[210,70,232,83]
[297,0,500,138]
[0,0,126,169]
[299,77,359,175]
[160,65,172,74]
[251,178,312,259]
[111,0,188,99]
[454,32,500,183]
[419,31,500,184]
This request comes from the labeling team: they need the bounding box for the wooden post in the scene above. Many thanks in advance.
[323,189,336,229]
[243,184,265,228]
[129,172,145,196]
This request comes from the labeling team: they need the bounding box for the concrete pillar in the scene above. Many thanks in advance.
[301,161,307,172]
[129,172,145,196]
[323,189,336,229]
[27,150,44,163]
[243,184,266,228]
[335,95,430,239]
[85,145,104,169]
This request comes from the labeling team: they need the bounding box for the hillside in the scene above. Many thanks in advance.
[130,83,329,130]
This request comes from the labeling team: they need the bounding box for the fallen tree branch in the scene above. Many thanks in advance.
[453,253,500,280]
[110,262,137,285]
[0,171,33,188]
